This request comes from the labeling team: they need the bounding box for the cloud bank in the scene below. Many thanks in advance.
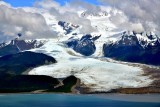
[0,0,160,43]
[99,0,160,33]
[0,1,57,42]
[35,0,96,34]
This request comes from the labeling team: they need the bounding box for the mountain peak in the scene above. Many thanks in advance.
[117,31,160,48]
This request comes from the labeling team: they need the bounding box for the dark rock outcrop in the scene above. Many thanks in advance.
[58,21,79,35]
[66,34,101,56]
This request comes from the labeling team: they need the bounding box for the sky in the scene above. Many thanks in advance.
[3,0,100,7]
[0,0,101,42]
[0,0,160,42]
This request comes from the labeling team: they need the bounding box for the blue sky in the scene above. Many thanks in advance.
[3,0,99,7]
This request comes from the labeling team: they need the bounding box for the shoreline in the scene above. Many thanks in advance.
[0,89,160,95]
[0,73,160,95]
[0,93,160,103]
[0,59,159,95]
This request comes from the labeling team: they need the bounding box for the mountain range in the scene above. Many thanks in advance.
[0,8,160,93]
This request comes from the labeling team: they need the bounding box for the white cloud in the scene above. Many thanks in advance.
[99,0,160,33]
[34,0,96,34]
[0,1,57,42]
[1,0,159,43]
[34,0,60,9]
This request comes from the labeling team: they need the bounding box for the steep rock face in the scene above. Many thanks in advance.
[0,39,45,57]
[66,34,101,56]
[103,31,160,65]
[0,51,57,76]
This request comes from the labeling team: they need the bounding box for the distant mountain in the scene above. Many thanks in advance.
[0,38,46,57]
[103,31,160,65]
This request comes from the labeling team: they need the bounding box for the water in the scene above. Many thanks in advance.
[0,94,160,107]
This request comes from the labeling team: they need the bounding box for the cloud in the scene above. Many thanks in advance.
[34,0,60,9]
[70,0,102,13]
[34,0,96,34]
[99,0,160,33]
[57,12,95,33]
[0,1,57,42]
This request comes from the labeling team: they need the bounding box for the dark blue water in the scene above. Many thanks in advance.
[0,94,159,107]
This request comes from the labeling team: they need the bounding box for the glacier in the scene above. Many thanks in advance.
[23,7,154,92]
[28,39,152,92]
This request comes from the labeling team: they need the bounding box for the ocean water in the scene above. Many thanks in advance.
[0,94,159,107]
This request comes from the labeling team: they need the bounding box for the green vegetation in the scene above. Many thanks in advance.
[0,75,78,93]
[0,75,59,93]
[49,75,78,93]
[0,51,78,93]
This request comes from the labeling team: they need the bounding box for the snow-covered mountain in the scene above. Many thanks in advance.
[0,7,159,93]
[115,31,160,47]
[0,37,46,56]
[103,31,160,65]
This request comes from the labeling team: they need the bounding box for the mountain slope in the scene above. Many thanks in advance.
[0,38,46,57]
[103,31,160,65]
[0,8,159,93]
[0,51,56,76]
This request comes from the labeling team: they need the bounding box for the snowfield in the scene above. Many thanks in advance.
[28,39,153,92]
